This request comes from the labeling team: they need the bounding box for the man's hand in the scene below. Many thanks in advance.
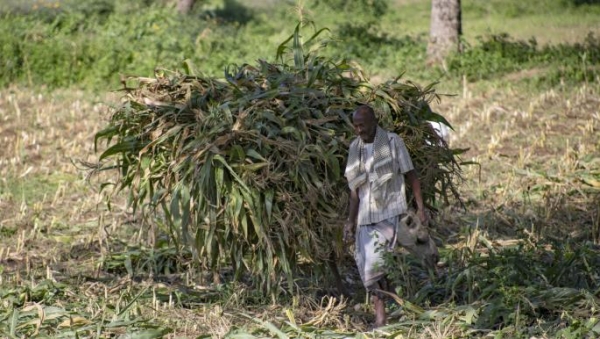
[406,170,428,227]
[343,220,356,243]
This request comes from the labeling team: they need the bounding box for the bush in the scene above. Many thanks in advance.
[445,33,600,84]
[446,34,538,81]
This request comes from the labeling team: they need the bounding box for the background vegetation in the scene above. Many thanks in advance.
[0,0,599,338]
[1,0,599,90]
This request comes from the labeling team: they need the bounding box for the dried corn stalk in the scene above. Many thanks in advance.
[93,24,465,293]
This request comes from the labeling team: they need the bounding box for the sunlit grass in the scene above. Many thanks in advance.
[384,0,600,45]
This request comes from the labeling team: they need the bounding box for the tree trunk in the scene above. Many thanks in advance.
[427,0,462,64]
[177,0,195,14]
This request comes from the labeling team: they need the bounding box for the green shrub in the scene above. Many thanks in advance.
[563,0,600,6]
[462,0,600,17]
[313,0,388,20]
[0,0,598,91]
[331,23,427,76]
[446,34,538,81]
[535,33,600,85]
[445,33,600,85]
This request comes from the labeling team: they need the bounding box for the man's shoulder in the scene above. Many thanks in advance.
[386,131,404,143]
[349,137,361,148]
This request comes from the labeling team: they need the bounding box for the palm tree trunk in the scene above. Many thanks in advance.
[427,0,462,64]
[177,0,195,14]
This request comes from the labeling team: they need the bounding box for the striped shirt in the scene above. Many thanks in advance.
[354,132,414,226]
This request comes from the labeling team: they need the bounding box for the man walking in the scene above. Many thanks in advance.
[344,104,436,328]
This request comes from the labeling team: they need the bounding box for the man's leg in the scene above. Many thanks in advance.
[371,284,387,327]
[355,220,397,328]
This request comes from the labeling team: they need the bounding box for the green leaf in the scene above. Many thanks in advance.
[292,23,305,70]
[245,148,266,161]
[99,139,139,161]
[182,59,196,76]
[213,154,250,193]
[10,309,18,337]
[425,110,454,130]
[94,126,119,152]
[117,287,149,317]
[304,27,330,51]
[465,306,477,325]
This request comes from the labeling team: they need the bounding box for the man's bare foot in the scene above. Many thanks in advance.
[372,295,387,328]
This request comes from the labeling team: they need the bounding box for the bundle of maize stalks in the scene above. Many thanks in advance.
[94,26,464,293]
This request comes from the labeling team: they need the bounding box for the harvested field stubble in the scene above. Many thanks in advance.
[0,78,599,338]
[435,81,600,240]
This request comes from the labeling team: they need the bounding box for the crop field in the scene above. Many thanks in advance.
[0,0,599,338]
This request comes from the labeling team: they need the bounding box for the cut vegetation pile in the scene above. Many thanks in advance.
[92,26,463,293]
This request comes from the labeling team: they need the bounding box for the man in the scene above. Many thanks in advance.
[344,104,435,328]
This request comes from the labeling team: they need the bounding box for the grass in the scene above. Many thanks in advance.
[381,0,600,46]
[0,0,599,338]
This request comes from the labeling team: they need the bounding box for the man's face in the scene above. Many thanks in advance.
[352,111,377,143]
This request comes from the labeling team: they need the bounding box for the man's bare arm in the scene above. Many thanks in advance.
[344,189,359,242]
[348,189,359,223]
[405,170,427,224]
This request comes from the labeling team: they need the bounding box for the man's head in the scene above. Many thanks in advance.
[352,105,378,143]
